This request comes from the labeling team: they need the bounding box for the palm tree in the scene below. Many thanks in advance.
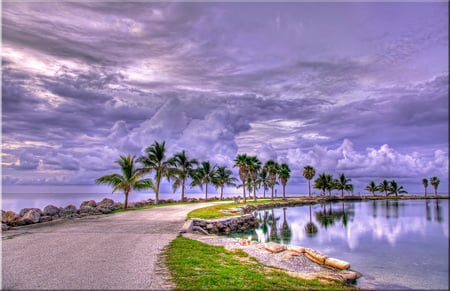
[138,141,172,205]
[259,168,269,198]
[234,154,250,203]
[96,155,153,209]
[430,176,440,196]
[422,178,428,197]
[378,180,390,197]
[264,160,279,200]
[213,166,238,200]
[278,163,291,200]
[365,181,379,196]
[335,173,353,197]
[388,180,408,197]
[168,150,198,202]
[191,161,216,201]
[247,156,262,201]
[303,165,316,197]
[313,173,328,195]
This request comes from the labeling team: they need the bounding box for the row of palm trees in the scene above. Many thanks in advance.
[422,177,441,197]
[233,154,291,203]
[96,141,293,207]
[365,180,408,197]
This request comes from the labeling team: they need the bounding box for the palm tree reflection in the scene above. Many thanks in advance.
[280,208,292,244]
[434,199,442,222]
[305,205,318,237]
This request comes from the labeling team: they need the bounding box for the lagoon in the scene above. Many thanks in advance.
[234,199,448,290]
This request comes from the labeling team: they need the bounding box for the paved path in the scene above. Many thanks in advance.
[2,202,222,290]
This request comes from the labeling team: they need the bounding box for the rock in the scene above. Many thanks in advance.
[134,202,145,208]
[39,216,53,223]
[19,208,43,217]
[2,223,9,231]
[2,210,19,225]
[80,200,97,208]
[63,205,77,215]
[282,251,300,259]
[97,207,112,214]
[287,245,305,253]
[44,205,62,217]
[22,209,41,224]
[79,206,95,214]
[206,223,214,230]
[264,242,286,253]
[304,248,328,264]
[324,257,350,270]
[98,198,114,208]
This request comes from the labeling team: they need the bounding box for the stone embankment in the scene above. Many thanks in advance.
[186,214,258,234]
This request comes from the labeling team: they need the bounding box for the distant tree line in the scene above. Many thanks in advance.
[96,140,442,208]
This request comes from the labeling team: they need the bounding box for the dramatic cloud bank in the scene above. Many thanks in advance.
[2,2,448,194]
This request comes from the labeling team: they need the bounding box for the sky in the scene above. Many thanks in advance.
[1,1,449,195]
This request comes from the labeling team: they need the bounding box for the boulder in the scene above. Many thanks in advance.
[324,257,350,270]
[287,245,305,254]
[44,205,62,217]
[63,205,77,215]
[2,210,19,225]
[80,200,97,208]
[79,206,95,214]
[19,208,43,217]
[2,223,9,231]
[304,248,328,265]
[98,198,115,209]
[22,209,41,224]
[264,242,286,253]
[97,207,112,214]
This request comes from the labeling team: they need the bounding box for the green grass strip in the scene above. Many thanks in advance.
[164,236,353,290]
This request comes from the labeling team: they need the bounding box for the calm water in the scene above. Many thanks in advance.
[234,199,449,290]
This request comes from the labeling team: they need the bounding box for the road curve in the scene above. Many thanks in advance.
[2,202,222,290]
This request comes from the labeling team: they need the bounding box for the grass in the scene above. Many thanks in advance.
[164,236,354,290]
[186,198,317,220]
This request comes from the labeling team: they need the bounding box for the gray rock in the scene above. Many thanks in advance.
[97,207,112,214]
[80,200,97,208]
[22,209,41,224]
[44,205,62,217]
[63,205,77,215]
[98,198,114,208]
[2,223,9,231]
[79,206,95,214]
[19,208,44,217]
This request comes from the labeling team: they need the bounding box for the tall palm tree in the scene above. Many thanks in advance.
[234,154,250,203]
[191,161,216,201]
[388,180,408,197]
[168,150,198,202]
[335,173,353,197]
[303,165,316,197]
[259,168,269,198]
[138,141,172,205]
[365,181,379,196]
[378,180,390,197]
[422,178,429,197]
[264,160,279,200]
[96,155,153,209]
[278,163,291,200]
[247,156,262,201]
[213,166,238,200]
[430,176,440,196]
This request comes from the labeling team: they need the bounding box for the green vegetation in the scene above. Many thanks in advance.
[164,236,352,291]
[430,176,440,195]
[95,155,153,208]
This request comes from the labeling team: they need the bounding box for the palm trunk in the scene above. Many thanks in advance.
[263,187,266,198]
[341,189,344,197]
[155,175,161,205]
[181,178,186,202]
[124,191,129,209]
[205,183,208,201]
[271,186,274,200]
[253,185,257,202]
[434,186,437,196]
[220,186,224,200]
[282,184,286,200]
[308,180,311,197]
[243,181,247,203]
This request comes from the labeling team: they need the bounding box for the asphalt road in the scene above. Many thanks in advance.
[2,202,220,290]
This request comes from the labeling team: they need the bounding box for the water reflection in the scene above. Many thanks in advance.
[242,199,449,290]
